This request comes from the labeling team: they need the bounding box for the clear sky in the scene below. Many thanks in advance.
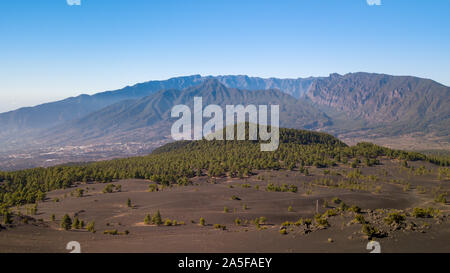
[0,0,449,113]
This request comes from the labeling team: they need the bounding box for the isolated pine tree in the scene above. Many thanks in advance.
[87,221,96,233]
[152,210,162,225]
[72,217,80,229]
[144,214,151,225]
[61,214,72,230]
[3,211,12,225]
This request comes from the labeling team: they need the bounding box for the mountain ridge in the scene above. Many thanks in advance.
[0,72,448,158]
[38,79,331,146]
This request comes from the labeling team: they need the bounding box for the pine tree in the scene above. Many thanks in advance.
[87,221,96,233]
[3,210,12,225]
[72,217,80,229]
[144,214,151,225]
[61,214,72,230]
[152,210,162,225]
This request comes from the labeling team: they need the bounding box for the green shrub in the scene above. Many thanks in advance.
[103,229,118,235]
[349,205,361,213]
[214,224,226,230]
[339,202,349,211]
[362,224,379,239]
[314,214,329,228]
[294,218,312,227]
[434,193,447,204]
[148,184,159,192]
[102,184,116,194]
[324,209,338,217]
[76,188,84,197]
[266,183,297,193]
[332,197,341,204]
[354,214,366,224]
[384,212,406,225]
[412,207,438,218]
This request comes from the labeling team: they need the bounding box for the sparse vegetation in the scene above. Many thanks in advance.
[354,214,366,224]
[314,213,329,228]
[0,128,447,211]
[412,208,438,218]
[75,188,84,197]
[266,183,298,193]
[214,224,226,230]
[434,193,447,204]
[332,197,341,204]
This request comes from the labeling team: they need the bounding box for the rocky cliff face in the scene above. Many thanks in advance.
[306,73,450,135]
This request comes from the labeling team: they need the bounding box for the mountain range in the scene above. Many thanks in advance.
[0,72,448,169]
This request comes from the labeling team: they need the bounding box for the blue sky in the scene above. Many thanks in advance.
[0,0,449,112]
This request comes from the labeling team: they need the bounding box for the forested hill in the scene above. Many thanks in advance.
[153,127,346,155]
[0,128,448,209]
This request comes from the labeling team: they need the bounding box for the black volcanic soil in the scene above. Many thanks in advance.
[0,159,449,253]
